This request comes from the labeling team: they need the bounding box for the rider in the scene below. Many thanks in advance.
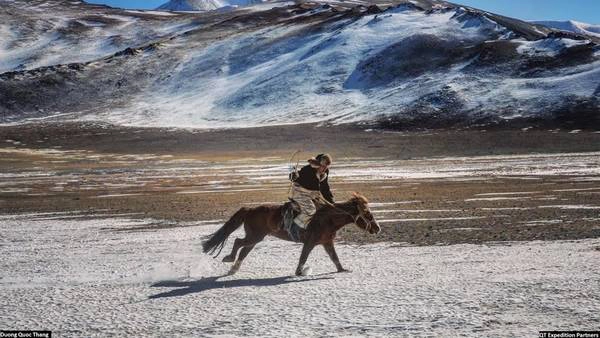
[290,153,334,229]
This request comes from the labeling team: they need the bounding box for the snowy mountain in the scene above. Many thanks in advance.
[157,0,262,11]
[158,0,223,11]
[532,20,600,38]
[1,0,599,129]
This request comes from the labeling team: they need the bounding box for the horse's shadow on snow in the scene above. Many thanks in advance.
[149,274,334,299]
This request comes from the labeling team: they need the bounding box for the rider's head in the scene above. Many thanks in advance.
[310,153,332,170]
[316,154,332,167]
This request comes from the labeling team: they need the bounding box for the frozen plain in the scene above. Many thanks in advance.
[1,213,599,337]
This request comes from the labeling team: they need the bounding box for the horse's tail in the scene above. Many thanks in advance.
[202,207,249,257]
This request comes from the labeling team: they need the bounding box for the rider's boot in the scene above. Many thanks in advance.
[293,216,308,230]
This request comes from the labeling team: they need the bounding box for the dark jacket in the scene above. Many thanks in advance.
[294,164,334,203]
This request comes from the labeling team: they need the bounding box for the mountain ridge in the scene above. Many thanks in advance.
[532,20,600,38]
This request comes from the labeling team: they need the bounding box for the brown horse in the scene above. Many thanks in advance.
[202,192,380,276]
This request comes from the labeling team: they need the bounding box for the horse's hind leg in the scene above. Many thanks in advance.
[228,244,257,275]
[222,237,248,263]
[227,227,267,275]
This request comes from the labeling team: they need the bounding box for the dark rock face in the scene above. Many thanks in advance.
[548,96,600,129]
[345,34,480,89]
[395,86,468,129]
[519,42,597,77]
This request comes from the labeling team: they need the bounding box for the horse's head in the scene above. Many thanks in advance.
[350,192,380,235]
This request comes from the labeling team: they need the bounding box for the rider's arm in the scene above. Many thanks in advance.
[320,170,334,203]
[296,165,313,189]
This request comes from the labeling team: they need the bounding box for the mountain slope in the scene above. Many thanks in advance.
[0,0,598,129]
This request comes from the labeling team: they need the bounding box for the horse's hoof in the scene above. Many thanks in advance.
[222,255,235,263]
[295,268,311,276]
[295,266,312,276]
[227,261,241,275]
[337,268,351,273]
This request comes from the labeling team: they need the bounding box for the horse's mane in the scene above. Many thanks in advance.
[336,192,368,208]
[350,192,369,204]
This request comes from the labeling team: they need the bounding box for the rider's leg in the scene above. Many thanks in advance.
[293,197,316,229]
[291,185,318,229]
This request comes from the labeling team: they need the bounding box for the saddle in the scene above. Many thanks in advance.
[281,199,303,242]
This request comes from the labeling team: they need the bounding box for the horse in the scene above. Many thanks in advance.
[202,192,381,276]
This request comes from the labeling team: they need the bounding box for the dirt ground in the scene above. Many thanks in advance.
[1,122,600,245]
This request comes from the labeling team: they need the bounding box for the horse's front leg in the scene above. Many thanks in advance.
[323,241,350,273]
[295,241,316,276]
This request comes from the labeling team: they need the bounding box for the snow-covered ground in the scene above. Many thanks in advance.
[1,213,598,336]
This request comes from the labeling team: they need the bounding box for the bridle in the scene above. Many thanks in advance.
[353,205,374,232]
[319,196,374,232]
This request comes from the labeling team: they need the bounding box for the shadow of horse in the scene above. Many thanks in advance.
[149,275,334,299]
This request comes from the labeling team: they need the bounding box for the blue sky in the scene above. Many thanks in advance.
[86,0,600,24]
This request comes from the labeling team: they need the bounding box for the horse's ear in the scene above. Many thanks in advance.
[351,191,359,198]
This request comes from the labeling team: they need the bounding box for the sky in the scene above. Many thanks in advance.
[86,0,600,24]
